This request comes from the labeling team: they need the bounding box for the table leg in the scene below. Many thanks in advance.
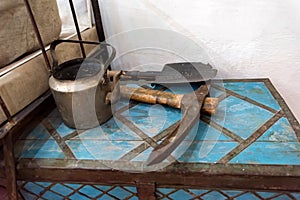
[3,133,18,200]
[136,182,156,200]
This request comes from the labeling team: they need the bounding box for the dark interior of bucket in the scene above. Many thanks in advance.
[53,58,102,81]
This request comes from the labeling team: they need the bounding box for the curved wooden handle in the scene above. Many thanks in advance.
[120,85,218,115]
[120,85,183,109]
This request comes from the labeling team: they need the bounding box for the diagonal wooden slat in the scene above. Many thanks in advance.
[264,79,300,142]
[211,84,278,114]
[42,120,76,159]
[119,121,180,161]
[217,111,284,164]
[200,115,244,143]
[115,112,179,164]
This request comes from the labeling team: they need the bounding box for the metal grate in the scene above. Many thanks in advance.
[156,188,300,200]
[18,182,300,200]
[18,181,138,200]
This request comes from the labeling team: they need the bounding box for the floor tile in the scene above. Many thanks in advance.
[79,185,102,198]
[169,189,194,199]
[258,117,298,142]
[73,118,141,141]
[177,141,238,163]
[16,140,65,159]
[230,141,300,165]
[213,96,274,139]
[256,191,278,198]
[192,120,235,141]
[108,186,132,199]
[201,190,227,200]
[66,140,143,160]
[224,82,280,111]
[48,118,74,138]
[234,192,259,200]
[50,184,73,196]
[122,103,181,138]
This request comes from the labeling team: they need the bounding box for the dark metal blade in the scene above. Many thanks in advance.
[122,62,217,84]
[156,62,217,83]
[146,85,209,165]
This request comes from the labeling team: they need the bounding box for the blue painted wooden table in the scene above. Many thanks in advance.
[14,79,300,200]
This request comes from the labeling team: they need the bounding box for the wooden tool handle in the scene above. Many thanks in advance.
[120,85,183,109]
[120,85,218,115]
[202,97,218,115]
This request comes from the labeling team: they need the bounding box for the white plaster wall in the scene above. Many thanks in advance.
[57,0,92,36]
[99,0,300,121]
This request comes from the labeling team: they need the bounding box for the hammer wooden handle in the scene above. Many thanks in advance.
[120,85,218,115]
[202,97,218,115]
[120,85,183,108]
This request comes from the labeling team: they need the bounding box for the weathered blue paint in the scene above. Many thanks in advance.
[224,82,281,111]
[79,185,103,198]
[74,118,141,141]
[65,140,143,160]
[132,147,154,162]
[122,103,181,138]
[15,139,65,159]
[230,117,300,165]
[258,117,297,142]
[257,191,279,198]
[177,141,238,163]
[234,192,260,200]
[51,184,73,196]
[230,141,300,165]
[168,189,194,199]
[213,96,274,139]
[192,121,234,141]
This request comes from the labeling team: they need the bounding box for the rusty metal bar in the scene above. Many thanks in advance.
[23,0,51,72]
[0,91,53,140]
[0,96,13,123]
[90,0,105,42]
[90,0,111,69]
[68,0,86,58]
[2,133,17,200]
